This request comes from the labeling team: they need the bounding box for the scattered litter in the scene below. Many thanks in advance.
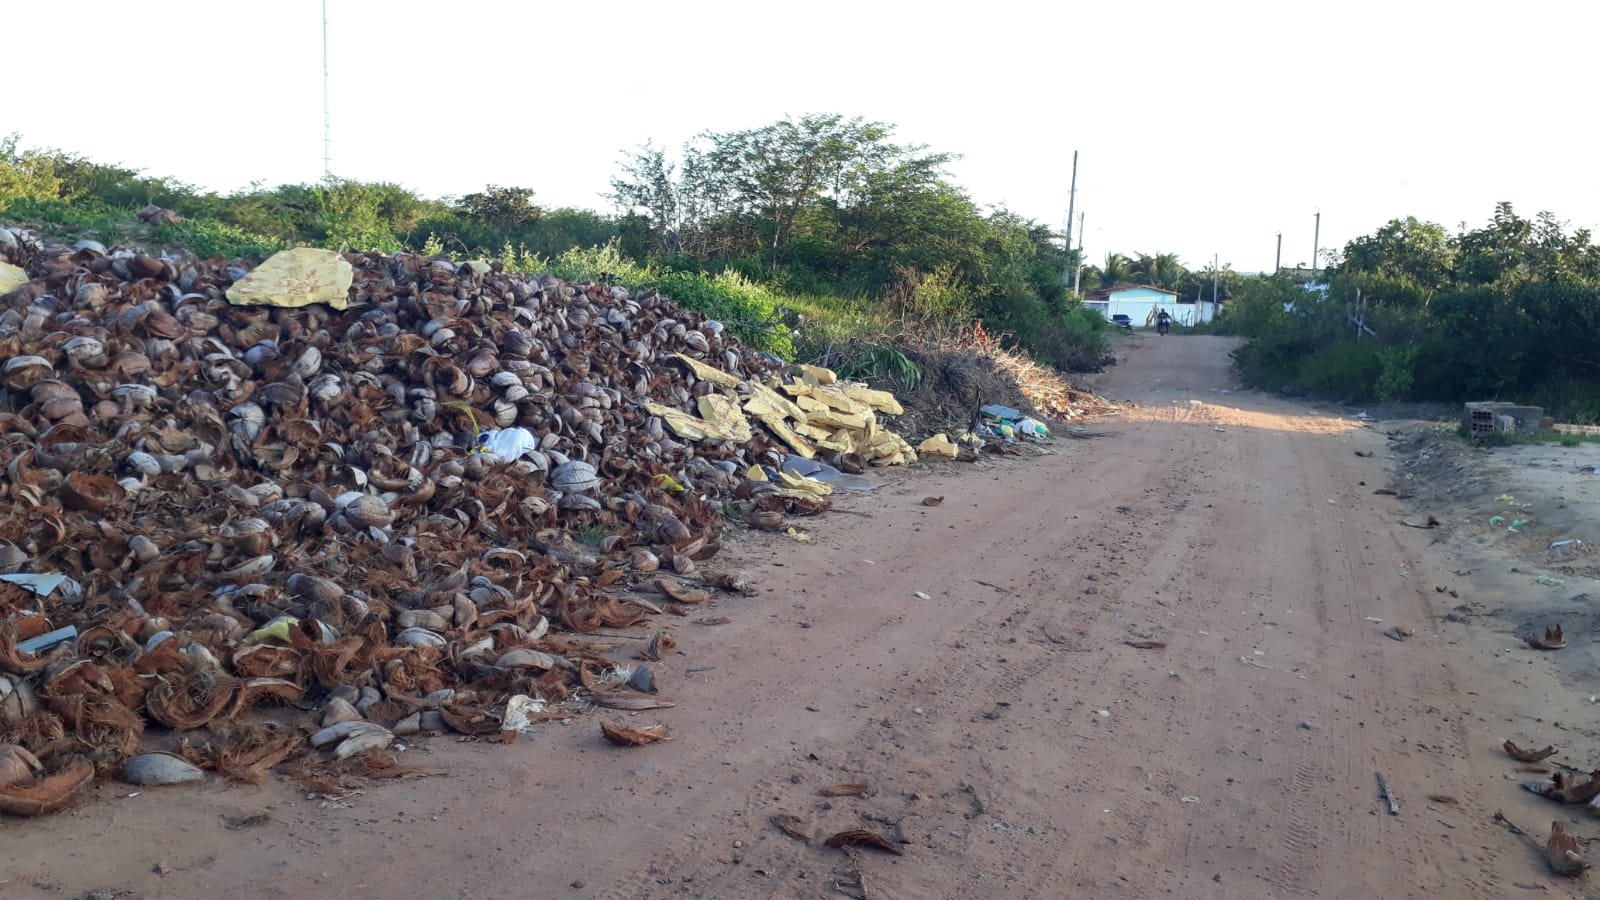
[819,783,869,797]
[1181,796,1201,803]
[1239,656,1273,669]
[922,496,944,507]
[823,829,903,855]
[1124,640,1167,649]
[14,625,78,655]
[785,527,811,542]
[475,426,541,462]
[1505,741,1558,763]
[600,722,670,746]
[913,591,931,600]
[1536,575,1566,587]
[1549,540,1582,550]
[120,753,206,786]
[1383,626,1414,642]
[917,433,960,460]
[1363,617,1384,623]
[1494,813,1590,879]
[1094,709,1111,717]
[1523,625,1567,650]
[1375,771,1400,815]
[1427,794,1458,805]
[1490,516,1508,527]
[1401,516,1440,529]
[0,573,72,598]
[223,813,271,830]
[770,813,810,843]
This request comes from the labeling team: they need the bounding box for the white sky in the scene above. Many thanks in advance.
[8,0,1598,273]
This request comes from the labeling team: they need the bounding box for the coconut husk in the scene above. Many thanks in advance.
[145,674,237,731]
[0,756,94,817]
[599,721,669,746]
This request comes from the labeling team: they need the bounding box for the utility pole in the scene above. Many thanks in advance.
[1072,211,1085,294]
[1275,231,1282,275]
[322,0,332,179]
[1311,209,1321,280]
[1062,151,1078,283]
[1212,253,1219,308]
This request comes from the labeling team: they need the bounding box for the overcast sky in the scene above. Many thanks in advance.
[8,0,1597,272]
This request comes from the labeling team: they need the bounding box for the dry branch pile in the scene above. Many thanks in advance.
[0,228,907,814]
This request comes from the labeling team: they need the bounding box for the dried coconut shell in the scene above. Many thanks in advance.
[0,756,94,816]
[600,721,670,746]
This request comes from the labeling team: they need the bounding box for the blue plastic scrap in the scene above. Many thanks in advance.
[979,404,1023,421]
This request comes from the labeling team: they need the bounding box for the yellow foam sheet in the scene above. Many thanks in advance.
[673,353,742,389]
[696,394,754,442]
[793,394,830,414]
[225,248,353,310]
[646,401,750,443]
[804,385,865,415]
[815,430,855,453]
[0,262,28,295]
[744,382,807,424]
[798,364,837,385]
[777,470,833,497]
[917,433,959,459]
[806,407,873,432]
[843,384,904,416]
[758,414,816,459]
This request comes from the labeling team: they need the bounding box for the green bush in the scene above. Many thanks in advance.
[152,220,285,260]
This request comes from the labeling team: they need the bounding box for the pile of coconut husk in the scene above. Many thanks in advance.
[0,227,916,815]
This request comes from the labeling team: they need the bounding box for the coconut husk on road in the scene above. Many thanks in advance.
[0,225,924,815]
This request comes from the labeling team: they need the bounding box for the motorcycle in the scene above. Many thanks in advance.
[1156,318,1170,335]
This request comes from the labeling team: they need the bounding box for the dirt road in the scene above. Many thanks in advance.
[4,336,1577,898]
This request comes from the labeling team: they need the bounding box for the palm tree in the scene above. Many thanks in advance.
[1093,252,1131,289]
[1128,252,1187,291]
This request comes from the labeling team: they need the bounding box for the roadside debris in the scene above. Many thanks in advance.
[1375,771,1400,815]
[1522,770,1600,806]
[0,226,942,815]
[819,783,869,797]
[599,721,670,746]
[1383,626,1415,642]
[1546,821,1589,876]
[1505,741,1558,763]
[1400,516,1440,529]
[120,752,206,786]
[770,813,810,842]
[1494,813,1591,877]
[823,829,903,855]
[1523,626,1567,650]
[921,496,944,507]
[1124,640,1167,649]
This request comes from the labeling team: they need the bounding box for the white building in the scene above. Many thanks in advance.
[1082,285,1217,326]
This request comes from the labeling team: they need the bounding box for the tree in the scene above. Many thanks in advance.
[1090,252,1132,289]
[611,114,954,261]
[1128,252,1187,291]
[1339,216,1455,301]
[457,185,541,229]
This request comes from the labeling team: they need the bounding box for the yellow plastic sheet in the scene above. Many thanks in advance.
[225,248,353,310]
[917,433,959,459]
[0,262,27,296]
[645,402,749,442]
[696,394,754,442]
[672,353,742,388]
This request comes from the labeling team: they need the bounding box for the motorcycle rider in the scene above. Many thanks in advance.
[1156,309,1172,335]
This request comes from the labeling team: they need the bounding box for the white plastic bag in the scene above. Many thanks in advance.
[477,427,539,461]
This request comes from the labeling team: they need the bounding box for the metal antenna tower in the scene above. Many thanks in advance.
[322,0,332,178]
